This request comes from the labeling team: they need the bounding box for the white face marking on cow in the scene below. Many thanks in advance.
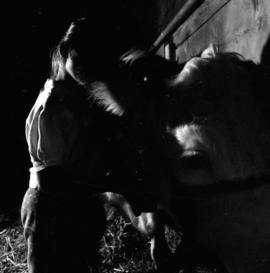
[171,124,209,153]
[166,123,215,186]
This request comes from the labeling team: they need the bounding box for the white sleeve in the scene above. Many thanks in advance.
[25,81,76,172]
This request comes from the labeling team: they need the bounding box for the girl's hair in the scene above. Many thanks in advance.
[50,18,88,81]
[50,14,144,82]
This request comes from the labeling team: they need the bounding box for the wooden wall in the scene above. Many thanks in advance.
[157,0,270,64]
[155,0,187,33]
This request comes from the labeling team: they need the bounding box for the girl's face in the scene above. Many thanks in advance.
[65,49,91,85]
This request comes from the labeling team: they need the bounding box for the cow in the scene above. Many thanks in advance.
[87,49,184,271]
[156,45,270,273]
[94,44,270,273]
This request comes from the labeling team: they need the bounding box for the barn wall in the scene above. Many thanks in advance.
[156,0,187,33]
[157,0,270,63]
[158,0,270,62]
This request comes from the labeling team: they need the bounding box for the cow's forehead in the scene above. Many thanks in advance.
[171,53,249,91]
[172,56,213,88]
[168,123,210,152]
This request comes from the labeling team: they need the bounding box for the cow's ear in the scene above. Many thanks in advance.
[201,44,219,58]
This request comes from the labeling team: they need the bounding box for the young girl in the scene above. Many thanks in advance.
[21,17,135,273]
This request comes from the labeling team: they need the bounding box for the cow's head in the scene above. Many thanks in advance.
[161,46,270,188]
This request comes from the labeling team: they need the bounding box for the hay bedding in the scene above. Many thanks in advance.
[0,220,27,273]
[0,207,213,273]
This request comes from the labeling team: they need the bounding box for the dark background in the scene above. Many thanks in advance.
[2,2,158,213]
